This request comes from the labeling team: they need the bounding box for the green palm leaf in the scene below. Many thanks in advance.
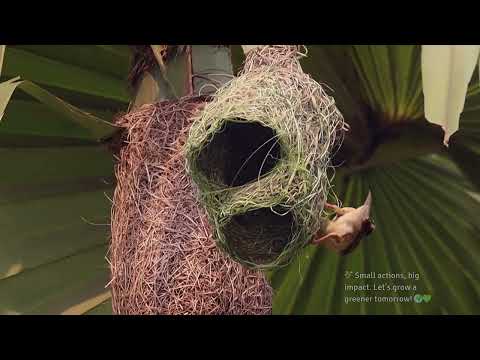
[350,45,423,122]
[448,86,480,189]
[1,77,118,141]
[272,156,480,314]
[271,45,480,315]
[0,45,129,315]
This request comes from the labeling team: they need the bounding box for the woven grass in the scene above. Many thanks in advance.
[109,97,272,314]
[185,45,346,270]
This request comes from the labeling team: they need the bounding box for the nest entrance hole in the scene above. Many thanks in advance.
[223,206,297,265]
[196,119,282,187]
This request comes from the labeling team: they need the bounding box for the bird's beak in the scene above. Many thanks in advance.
[360,191,373,219]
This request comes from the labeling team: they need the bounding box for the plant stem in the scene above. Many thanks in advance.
[343,121,447,174]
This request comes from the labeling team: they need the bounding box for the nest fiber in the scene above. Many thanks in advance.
[109,98,272,314]
[185,46,346,270]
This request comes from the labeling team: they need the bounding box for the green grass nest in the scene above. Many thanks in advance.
[185,46,346,270]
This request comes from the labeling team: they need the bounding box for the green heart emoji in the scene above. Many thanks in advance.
[423,294,432,303]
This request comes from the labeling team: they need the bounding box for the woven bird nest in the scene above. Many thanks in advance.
[109,97,272,314]
[185,46,346,270]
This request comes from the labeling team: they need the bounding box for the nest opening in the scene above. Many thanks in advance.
[195,119,282,187]
[185,45,346,269]
[223,206,297,265]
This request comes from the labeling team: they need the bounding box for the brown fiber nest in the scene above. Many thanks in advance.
[109,96,273,315]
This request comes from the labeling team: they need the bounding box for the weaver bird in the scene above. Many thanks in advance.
[311,192,375,255]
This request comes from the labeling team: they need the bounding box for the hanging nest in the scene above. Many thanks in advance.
[109,97,273,315]
[185,45,346,270]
